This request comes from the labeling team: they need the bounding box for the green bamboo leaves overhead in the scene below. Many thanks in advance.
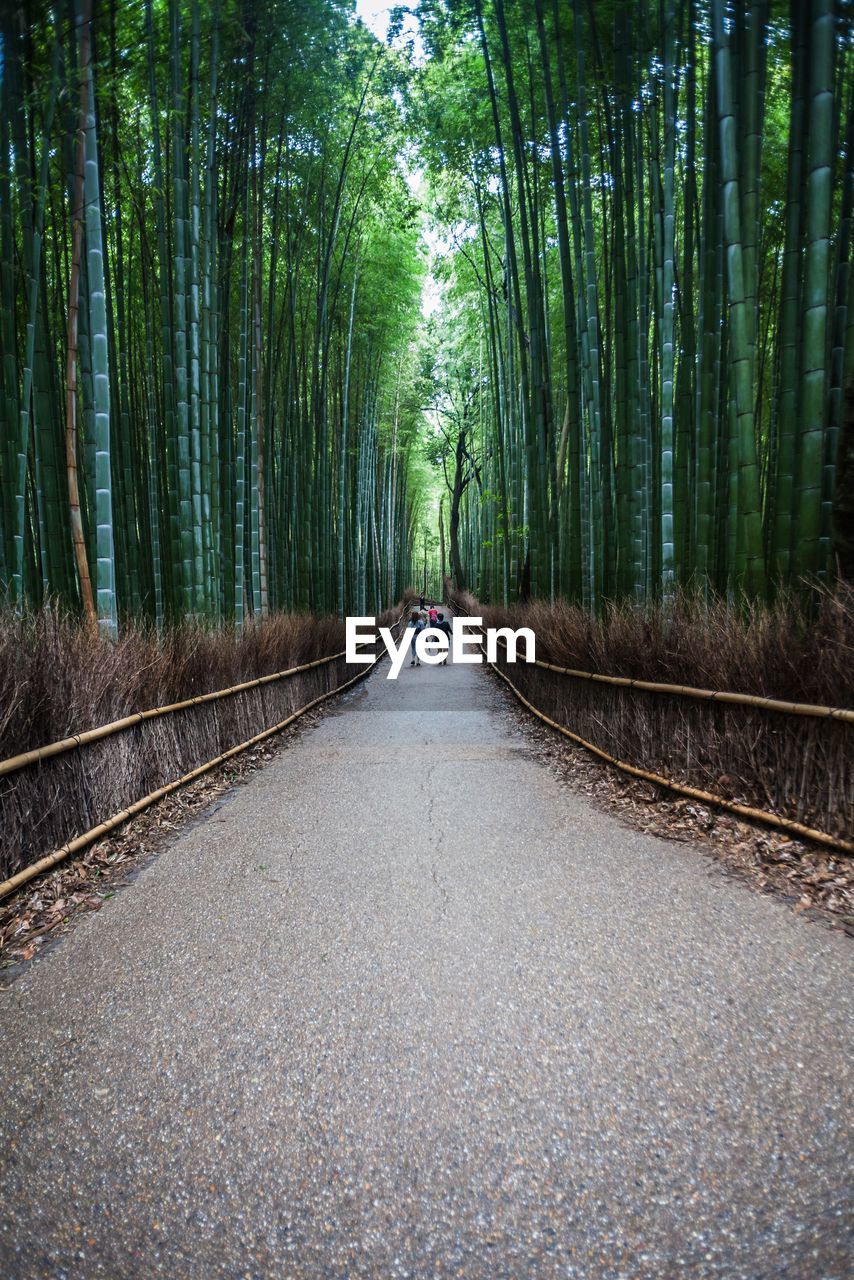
[0,0,423,625]
[2,0,852,620]
[416,0,854,605]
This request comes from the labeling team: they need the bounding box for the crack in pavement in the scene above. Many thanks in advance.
[424,759,450,919]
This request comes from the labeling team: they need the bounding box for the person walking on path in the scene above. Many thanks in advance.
[407,610,426,666]
[434,611,452,664]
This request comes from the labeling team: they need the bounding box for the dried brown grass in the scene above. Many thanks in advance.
[451,584,854,705]
[448,585,854,845]
[0,604,401,881]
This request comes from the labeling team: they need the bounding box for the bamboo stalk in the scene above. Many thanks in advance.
[712,0,766,597]
[80,0,117,637]
[65,16,96,630]
[793,0,835,579]
[10,18,61,605]
[659,0,677,596]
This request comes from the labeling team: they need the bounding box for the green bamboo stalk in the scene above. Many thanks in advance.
[145,0,180,617]
[80,0,117,637]
[251,155,269,618]
[10,22,61,604]
[170,0,193,612]
[675,0,698,585]
[659,0,677,596]
[188,0,205,612]
[827,85,853,566]
[202,5,221,617]
[769,3,806,583]
[713,0,766,597]
[235,186,250,629]
[695,42,722,585]
[573,0,605,608]
[536,0,581,602]
[793,0,835,578]
[66,22,96,629]
[0,35,16,594]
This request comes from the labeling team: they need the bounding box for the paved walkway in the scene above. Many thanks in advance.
[1,658,851,1278]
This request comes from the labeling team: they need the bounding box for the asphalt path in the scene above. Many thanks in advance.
[1,655,851,1278]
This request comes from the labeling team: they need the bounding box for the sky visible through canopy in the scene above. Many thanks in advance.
[354,0,422,53]
[354,0,444,566]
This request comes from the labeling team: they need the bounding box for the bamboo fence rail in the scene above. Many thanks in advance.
[0,651,377,901]
[490,635,854,722]
[486,653,854,855]
[0,649,350,778]
[445,603,853,853]
[0,617,403,902]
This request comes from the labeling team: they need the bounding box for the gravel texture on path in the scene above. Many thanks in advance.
[1,656,851,1279]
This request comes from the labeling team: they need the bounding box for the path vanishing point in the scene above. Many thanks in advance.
[1,658,852,1279]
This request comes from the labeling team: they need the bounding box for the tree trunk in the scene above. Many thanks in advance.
[66,10,96,631]
[449,428,467,592]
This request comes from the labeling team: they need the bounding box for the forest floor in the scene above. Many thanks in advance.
[0,658,851,1278]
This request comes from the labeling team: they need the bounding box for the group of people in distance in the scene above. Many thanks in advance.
[407,598,453,667]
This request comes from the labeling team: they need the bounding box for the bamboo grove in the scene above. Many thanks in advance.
[0,0,424,635]
[416,0,854,606]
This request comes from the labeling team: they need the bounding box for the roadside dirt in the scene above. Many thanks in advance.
[0,710,323,983]
[490,674,854,937]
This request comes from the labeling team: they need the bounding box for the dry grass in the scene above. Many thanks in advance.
[451,583,854,704]
[0,604,401,882]
[448,585,854,846]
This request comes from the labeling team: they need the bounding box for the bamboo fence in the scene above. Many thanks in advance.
[0,649,351,779]
[492,637,854,723]
[447,601,853,852]
[0,614,404,896]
